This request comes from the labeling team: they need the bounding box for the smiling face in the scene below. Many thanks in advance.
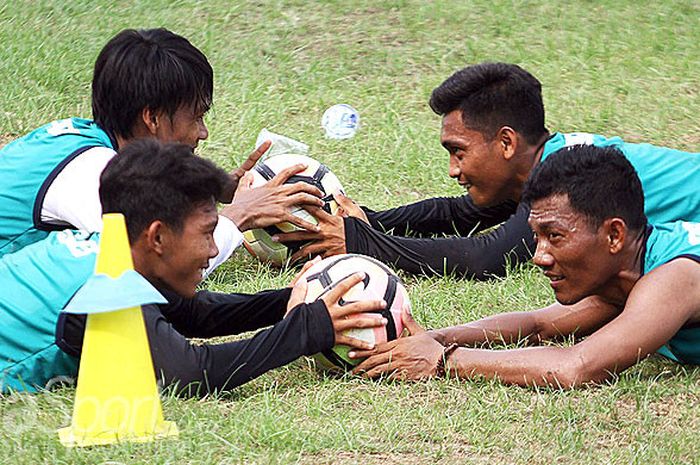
[528,194,620,305]
[440,110,517,207]
[154,104,209,149]
[155,200,219,297]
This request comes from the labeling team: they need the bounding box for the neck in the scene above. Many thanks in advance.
[512,132,551,201]
[115,121,154,150]
[115,135,129,150]
[131,242,156,285]
[598,229,647,306]
[530,132,552,167]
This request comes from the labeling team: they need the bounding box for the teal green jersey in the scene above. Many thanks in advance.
[642,222,700,364]
[0,118,114,257]
[0,230,97,392]
[542,133,700,225]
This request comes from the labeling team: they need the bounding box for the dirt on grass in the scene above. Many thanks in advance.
[300,446,500,465]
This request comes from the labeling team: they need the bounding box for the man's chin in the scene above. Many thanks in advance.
[160,279,199,299]
[468,190,499,208]
[553,291,585,306]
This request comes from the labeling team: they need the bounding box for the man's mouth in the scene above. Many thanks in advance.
[544,272,565,286]
[459,181,472,190]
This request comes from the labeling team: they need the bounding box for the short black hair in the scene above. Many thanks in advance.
[99,139,229,243]
[429,62,547,145]
[522,144,647,232]
[92,28,213,140]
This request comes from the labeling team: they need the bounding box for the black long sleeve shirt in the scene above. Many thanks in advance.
[57,287,334,396]
[344,195,535,280]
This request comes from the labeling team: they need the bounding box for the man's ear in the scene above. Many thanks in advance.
[605,218,628,254]
[141,107,160,136]
[496,126,518,161]
[143,220,168,255]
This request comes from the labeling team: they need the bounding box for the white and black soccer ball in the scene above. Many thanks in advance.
[242,154,344,266]
[297,254,410,371]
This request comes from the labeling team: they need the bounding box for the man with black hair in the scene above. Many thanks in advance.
[349,144,700,386]
[279,62,699,279]
[0,28,322,274]
[0,139,387,394]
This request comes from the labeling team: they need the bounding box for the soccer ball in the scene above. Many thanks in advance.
[242,154,344,266]
[298,254,409,370]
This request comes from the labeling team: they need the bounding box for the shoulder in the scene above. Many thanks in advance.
[541,132,620,161]
[0,231,98,294]
[645,222,700,274]
[0,118,115,160]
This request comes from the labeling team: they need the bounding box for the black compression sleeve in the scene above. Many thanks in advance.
[365,195,516,237]
[156,287,291,338]
[145,300,334,395]
[345,202,535,279]
[57,298,335,396]
[56,288,292,355]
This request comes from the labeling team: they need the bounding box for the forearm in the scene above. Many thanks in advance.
[431,298,619,347]
[57,298,331,396]
[431,311,542,346]
[345,202,534,279]
[366,197,465,236]
[446,345,599,388]
[219,204,254,232]
[367,196,515,237]
[158,287,291,338]
[148,300,334,395]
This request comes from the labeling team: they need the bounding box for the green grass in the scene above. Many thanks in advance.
[1,0,700,463]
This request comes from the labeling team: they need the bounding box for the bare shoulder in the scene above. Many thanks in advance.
[630,256,700,323]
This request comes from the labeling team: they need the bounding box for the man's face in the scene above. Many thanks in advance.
[155,104,209,149]
[157,200,219,297]
[528,194,615,305]
[440,110,514,207]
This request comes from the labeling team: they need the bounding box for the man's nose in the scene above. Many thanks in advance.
[449,156,460,178]
[209,236,219,260]
[532,242,554,268]
[199,121,209,141]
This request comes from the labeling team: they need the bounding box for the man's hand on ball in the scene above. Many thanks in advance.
[275,206,347,264]
[399,304,426,336]
[334,191,369,224]
[322,272,387,350]
[285,257,321,317]
[220,164,324,232]
[349,332,444,380]
[219,140,272,203]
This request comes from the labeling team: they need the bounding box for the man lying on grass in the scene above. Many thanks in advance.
[349,144,700,387]
[0,139,386,395]
[278,62,699,280]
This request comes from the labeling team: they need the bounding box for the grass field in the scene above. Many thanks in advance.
[2,1,700,464]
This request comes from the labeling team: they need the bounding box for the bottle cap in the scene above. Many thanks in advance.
[321,104,360,139]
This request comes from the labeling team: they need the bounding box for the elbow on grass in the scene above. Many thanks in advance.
[530,349,614,389]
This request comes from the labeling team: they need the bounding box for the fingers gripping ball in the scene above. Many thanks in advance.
[242,154,344,266]
[299,254,410,370]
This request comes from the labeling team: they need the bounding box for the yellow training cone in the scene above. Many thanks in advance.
[58,213,178,447]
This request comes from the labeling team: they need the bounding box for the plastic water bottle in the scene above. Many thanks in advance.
[321,104,360,139]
